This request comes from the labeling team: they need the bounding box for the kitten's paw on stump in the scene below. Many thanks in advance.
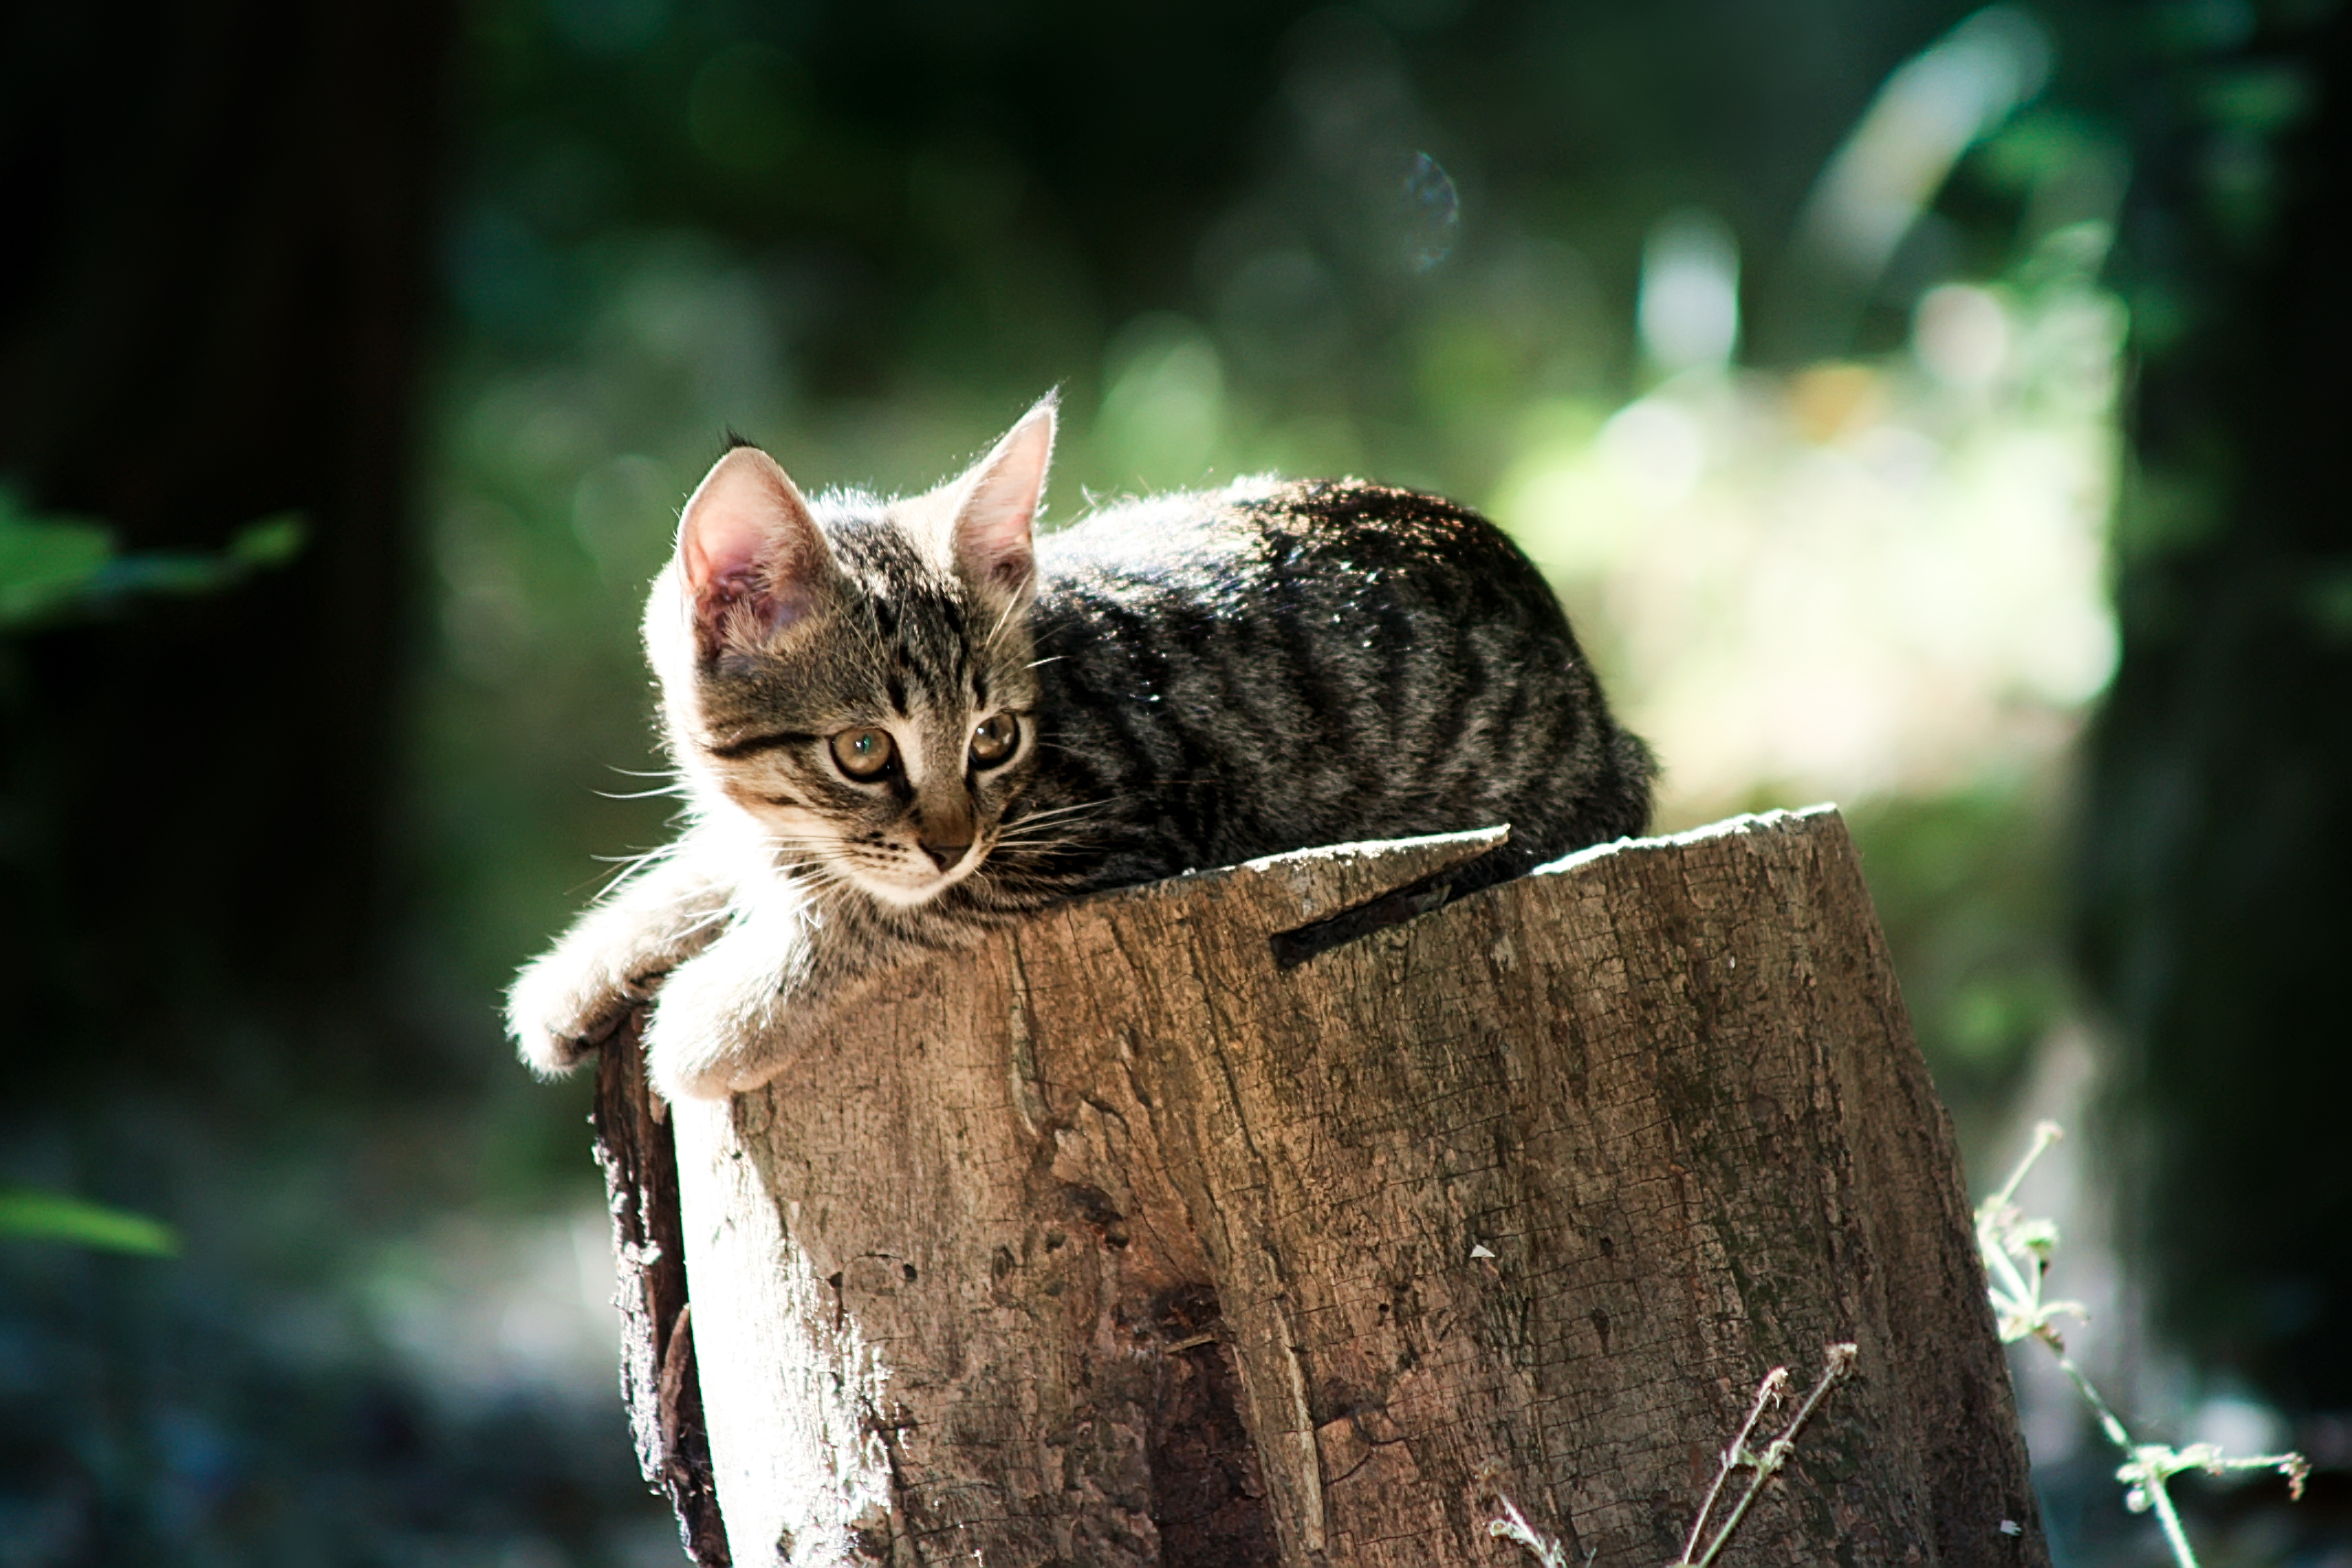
[641,1012,760,1102]
[506,955,651,1076]
[639,949,778,1102]
[644,1047,743,1103]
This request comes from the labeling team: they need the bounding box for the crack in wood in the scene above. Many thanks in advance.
[1267,840,1528,968]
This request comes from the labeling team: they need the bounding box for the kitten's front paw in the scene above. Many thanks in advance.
[507,949,656,1077]
[644,1041,743,1103]
[640,950,783,1103]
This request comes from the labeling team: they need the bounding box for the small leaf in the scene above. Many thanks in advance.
[229,512,306,566]
[0,490,304,629]
[0,514,117,625]
[2006,1217,2061,1260]
[0,1188,179,1256]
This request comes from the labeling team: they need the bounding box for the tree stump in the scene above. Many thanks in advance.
[593,807,2047,1568]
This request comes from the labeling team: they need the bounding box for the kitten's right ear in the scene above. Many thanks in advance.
[947,393,1056,596]
[676,445,830,657]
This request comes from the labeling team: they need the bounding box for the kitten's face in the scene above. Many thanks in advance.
[649,401,1054,908]
[687,555,1044,906]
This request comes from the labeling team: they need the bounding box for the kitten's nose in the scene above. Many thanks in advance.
[919,836,972,872]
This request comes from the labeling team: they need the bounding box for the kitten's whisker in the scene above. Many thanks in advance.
[635,883,731,911]
[747,830,874,897]
[993,818,1108,844]
[988,827,1105,851]
[992,809,1124,847]
[980,594,1023,655]
[840,596,894,671]
[993,832,1097,852]
[995,821,1091,839]
[675,906,733,941]
[760,841,861,879]
[590,845,686,897]
[1001,797,1119,826]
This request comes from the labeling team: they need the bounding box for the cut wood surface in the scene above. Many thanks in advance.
[600,807,2047,1567]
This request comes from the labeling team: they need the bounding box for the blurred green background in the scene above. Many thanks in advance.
[3,1,2347,1564]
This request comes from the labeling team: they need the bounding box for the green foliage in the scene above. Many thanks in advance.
[0,486,305,631]
[0,493,112,627]
[0,492,301,1256]
[1844,776,2074,1142]
[0,1187,179,1256]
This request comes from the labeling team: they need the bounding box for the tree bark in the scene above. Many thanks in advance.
[596,807,2045,1567]
[595,1019,733,1567]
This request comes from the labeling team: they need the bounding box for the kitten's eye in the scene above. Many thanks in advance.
[830,727,896,779]
[968,713,1019,767]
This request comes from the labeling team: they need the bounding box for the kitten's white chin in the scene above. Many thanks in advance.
[850,858,978,908]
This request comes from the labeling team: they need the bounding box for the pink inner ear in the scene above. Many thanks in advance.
[960,493,1036,592]
[678,448,823,649]
[954,400,1054,592]
[682,499,763,602]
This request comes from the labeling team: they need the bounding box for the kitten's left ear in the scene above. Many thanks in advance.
[676,445,831,658]
[948,393,1056,595]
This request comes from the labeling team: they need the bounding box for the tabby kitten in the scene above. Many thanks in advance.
[509,396,1653,1101]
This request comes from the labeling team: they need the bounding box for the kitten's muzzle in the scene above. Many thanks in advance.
[914,793,977,873]
[918,835,973,872]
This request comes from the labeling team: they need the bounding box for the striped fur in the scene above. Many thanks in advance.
[508,401,1653,1099]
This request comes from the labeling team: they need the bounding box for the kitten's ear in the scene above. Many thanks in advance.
[676,445,830,656]
[948,394,1055,595]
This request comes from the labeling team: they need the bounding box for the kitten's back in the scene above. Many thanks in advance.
[1010,478,1653,895]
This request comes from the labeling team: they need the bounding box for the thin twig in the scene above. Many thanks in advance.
[1486,1491,1574,1568]
[1974,1121,2310,1568]
[1669,1344,1857,1568]
[1672,1366,1787,1567]
[1687,1345,1859,1567]
[1989,1119,2064,1213]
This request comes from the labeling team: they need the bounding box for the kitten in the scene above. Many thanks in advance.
[508,395,1653,1101]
